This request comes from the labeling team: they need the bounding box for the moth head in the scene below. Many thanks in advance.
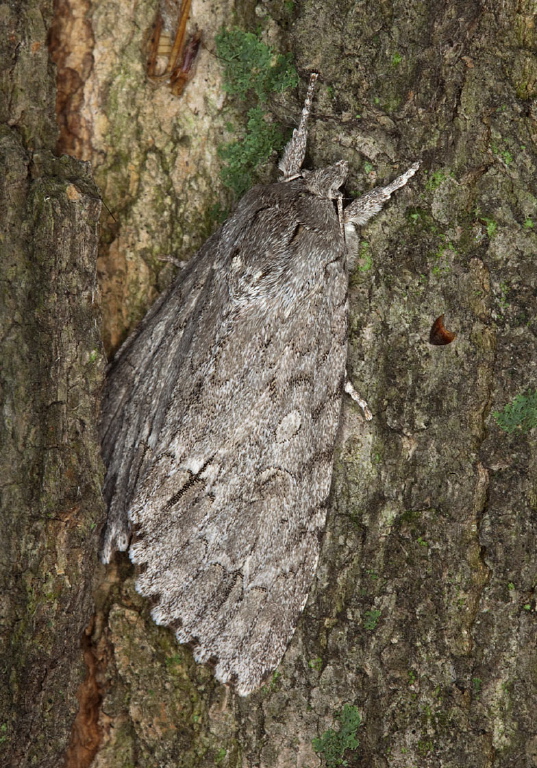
[301,160,349,199]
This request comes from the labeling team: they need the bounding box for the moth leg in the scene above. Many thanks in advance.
[345,377,373,421]
[343,162,419,229]
[337,192,344,236]
[279,72,318,180]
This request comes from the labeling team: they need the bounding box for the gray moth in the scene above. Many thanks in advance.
[101,73,418,696]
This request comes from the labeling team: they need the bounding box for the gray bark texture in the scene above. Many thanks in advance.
[0,2,104,767]
[3,0,536,767]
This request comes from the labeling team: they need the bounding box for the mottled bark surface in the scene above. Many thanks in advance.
[0,2,104,766]
[50,0,246,355]
[26,0,537,766]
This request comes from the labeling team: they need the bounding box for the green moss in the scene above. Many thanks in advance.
[494,390,537,433]
[481,216,498,238]
[425,169,452,191]
[215,28,298,102]
[356,241,373,272]
[430,241,456,276]
[207,202,229,227]
[0,722,9,746]
[261,669,282,693]
[398,509,422,525]
[490,139,514,166]
[363,609,382,630]
[165,652,184,669]
[218,107,287,196]
[417,738,433,756]
[312,704,362,767]
[215,28,299,196]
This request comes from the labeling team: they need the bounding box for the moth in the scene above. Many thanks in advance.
[101,73,418,695]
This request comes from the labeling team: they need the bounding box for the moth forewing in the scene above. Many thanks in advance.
[101,74,418,695]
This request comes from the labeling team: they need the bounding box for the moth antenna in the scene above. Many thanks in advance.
[279,72,318,180]
[343,162,419,228]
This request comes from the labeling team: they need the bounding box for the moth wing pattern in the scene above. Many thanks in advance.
[101,72,419,695]
[101,228,219,559]
[101,180,349,694]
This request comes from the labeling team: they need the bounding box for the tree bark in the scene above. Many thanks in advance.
[4,0,536,767]
[0,2,104,767]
